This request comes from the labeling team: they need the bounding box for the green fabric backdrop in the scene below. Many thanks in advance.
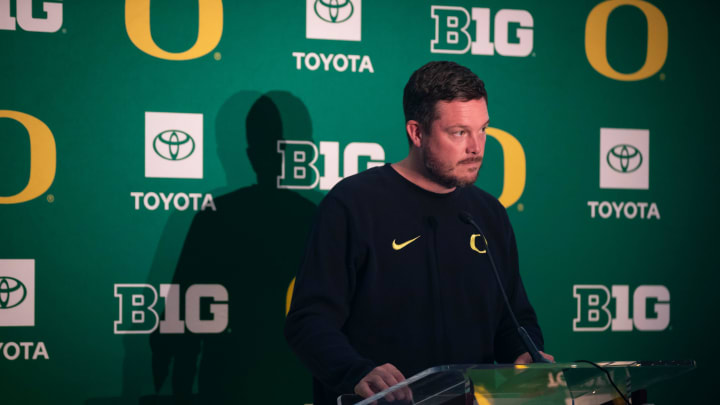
[1,0,717,403]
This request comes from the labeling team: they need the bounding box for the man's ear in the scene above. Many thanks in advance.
[406,120,423,148]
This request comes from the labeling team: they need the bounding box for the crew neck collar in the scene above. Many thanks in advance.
[385,163,460,198]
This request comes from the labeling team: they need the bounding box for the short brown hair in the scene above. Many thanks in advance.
[403,61,488,141]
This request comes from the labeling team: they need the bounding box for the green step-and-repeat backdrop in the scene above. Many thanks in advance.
[1,0,718,403]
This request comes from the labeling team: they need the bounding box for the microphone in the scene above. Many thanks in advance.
[458,211,550,364]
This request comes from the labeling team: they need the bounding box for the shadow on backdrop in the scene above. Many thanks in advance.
[89,91,321,405]
[149,91,320,404]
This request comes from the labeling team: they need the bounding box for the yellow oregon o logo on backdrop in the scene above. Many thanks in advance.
[585,0,668,81]
[0,111,56,204]
[486,128,526,208]
[286,277,295,315]
[125,0,223,60]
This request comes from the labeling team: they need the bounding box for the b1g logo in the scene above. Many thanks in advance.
[0,111,56,204]
[277,140,385,190]
[125,0,223,60]
[145,112,203,179]
[585,0,668,81]
[431,6,533,57]
[306,0,361,41]
[573,285,670,332]
[0,0,62,32]
[114,284,228,334]
[0,259,35,327]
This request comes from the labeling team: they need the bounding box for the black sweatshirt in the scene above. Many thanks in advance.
[284,164,544,405]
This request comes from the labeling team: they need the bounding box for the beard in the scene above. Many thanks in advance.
[422,146,483,189]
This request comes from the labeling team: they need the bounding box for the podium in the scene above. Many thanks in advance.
[339,360,695,405]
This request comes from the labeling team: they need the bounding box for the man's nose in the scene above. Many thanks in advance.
[466,133,483,154]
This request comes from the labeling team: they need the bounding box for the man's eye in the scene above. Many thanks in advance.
[453,131,465,137]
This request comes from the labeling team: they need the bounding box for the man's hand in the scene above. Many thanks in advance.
[514,351,554,364]
[354,363,411,402]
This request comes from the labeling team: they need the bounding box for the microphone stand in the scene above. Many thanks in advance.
[459,212,549,364]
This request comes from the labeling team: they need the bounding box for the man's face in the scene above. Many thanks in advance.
[421,98,489,189]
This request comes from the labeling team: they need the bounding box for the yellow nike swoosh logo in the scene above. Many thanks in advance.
[392,235,421,250]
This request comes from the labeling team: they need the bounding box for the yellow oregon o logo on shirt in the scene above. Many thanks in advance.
[125,0,223,60]
[0,111,56,204]
[585,0,668,81]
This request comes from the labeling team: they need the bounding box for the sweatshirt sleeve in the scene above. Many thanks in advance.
[493,210,545,363]
[284,194,376,394]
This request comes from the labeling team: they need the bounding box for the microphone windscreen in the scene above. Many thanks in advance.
[458,211,473,225]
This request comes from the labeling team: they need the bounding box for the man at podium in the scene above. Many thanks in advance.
[285,61,553,405]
